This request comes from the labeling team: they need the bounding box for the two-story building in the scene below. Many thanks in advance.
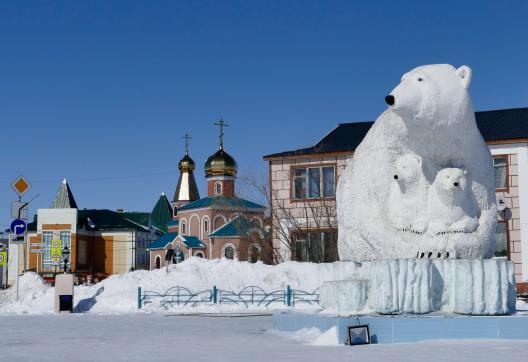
[264,107,528,292]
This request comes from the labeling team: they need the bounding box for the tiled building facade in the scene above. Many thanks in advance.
[264,108,528,291]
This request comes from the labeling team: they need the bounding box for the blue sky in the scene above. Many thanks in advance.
[1,0,527,223]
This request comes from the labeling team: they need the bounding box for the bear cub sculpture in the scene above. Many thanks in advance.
[388,154,428,233]
[428,168,479,235]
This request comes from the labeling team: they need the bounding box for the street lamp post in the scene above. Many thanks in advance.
[62,246,70,273]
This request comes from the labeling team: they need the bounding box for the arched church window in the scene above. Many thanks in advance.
[224,246,234,259]
[204,219,209,233]
[248,244,261,264]
[181,222,186,235]
[215,181,223,196]
[195,251,204,258]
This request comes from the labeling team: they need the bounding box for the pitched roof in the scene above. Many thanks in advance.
[167,220,179,227]
[122,212,150,228]
[209,215,260,238]
[150,193,173,232]
[179,235,206,248]
[263,107,528,159]
[177,196,264,212]
[147,232,178,250]
[51,179,78,209]
[78,209,149,232]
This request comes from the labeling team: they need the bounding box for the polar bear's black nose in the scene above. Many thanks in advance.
[393,175,399,180]
[453,182,459,187]
[385,95,395,106]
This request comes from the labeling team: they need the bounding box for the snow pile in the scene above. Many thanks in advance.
[0,272,54,314]
[267,326,339,346]
[0,258,342,315]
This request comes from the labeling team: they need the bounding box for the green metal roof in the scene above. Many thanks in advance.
[78,209,149,232]
[150,194,173,232]
[148,232,178,250]
[209,215,260,238]
[178,196,264,212]
[123,212,150,228]
[167,220,179,227]
[180,235,206,248]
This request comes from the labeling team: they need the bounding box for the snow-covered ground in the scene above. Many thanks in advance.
[1,314,528,362]
[1,257,527,315]
[0,258,329,314]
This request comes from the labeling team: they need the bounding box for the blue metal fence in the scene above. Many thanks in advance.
[138,285,319,310]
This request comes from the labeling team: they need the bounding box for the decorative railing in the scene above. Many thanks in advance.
[137,285,320,310]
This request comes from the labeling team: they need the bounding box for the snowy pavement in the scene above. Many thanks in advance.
[1,314,528,362]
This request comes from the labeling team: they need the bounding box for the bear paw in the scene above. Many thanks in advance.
[411,218,428,234]
[449,217,479,233]
[416,250,452,259]
[428,222,448,235]
[392,219,412,233]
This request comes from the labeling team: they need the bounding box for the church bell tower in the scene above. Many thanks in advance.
[204,119,238,198]
[173,134,200,214]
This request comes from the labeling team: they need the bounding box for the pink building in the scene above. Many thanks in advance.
[148,126,268,269]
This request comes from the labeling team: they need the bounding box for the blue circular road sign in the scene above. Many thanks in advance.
[10,219,27,235]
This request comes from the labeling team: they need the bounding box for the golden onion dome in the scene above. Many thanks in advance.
[204,148,238,177]
[178,153,196,172]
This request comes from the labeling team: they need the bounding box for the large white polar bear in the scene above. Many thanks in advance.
[337,64,497,261]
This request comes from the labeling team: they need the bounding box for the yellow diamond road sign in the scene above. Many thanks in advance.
[0,252,6,266]
[11,175,31,196]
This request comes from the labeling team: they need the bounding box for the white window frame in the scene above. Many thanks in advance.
[292,165,336,200]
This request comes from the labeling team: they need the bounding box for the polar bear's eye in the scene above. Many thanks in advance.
[417,77,424,82]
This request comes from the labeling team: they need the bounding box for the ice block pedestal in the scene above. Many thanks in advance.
[319,258,516,315]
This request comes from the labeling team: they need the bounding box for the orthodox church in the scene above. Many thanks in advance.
[148,122,268,269]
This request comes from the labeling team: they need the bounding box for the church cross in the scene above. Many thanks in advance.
[214,119,229,149]
[182,133,192,154]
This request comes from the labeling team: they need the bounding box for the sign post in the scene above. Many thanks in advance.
[9,175,33,299]
[51,240,62,278]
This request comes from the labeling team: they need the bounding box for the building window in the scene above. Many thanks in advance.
[42,231,53,270]
[155,256,161,269]
[248,244,261,263]
[195,251,204,258]
[203,219,209,233]
[215,182,223,196]
[495,221,509,257]
[224,246,234,259]
[292,166,335,200]
[181,222,186,235]
[213,216,226,230]
[78,239,88,266]
[493,156,508,190]
[292,230,338,263]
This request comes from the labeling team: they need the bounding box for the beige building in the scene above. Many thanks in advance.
[264,107,528,293]
[8,179,153,285]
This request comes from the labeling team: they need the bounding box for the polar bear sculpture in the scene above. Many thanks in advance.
[428,168,479,235]
[388,154,429,233]
[337,64,497,261]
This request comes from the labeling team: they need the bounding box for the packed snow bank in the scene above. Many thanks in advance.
[0,258,342,315]
[267,326,339,346]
